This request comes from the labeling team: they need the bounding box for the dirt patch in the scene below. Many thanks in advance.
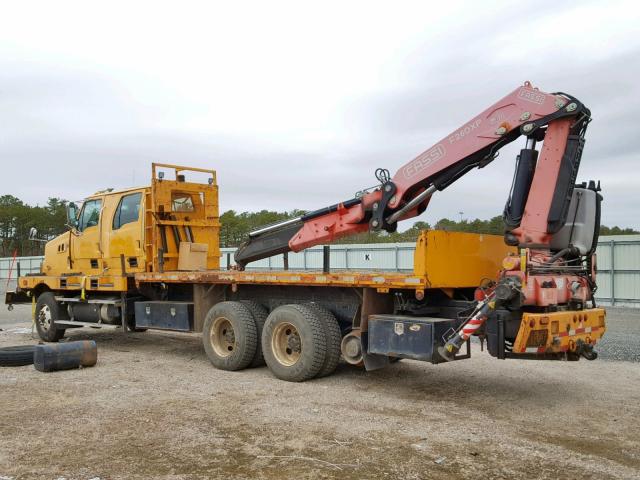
[1,309,639,479]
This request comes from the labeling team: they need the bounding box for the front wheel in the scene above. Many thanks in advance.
[35,292,67,342]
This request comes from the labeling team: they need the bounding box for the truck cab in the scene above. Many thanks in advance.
[43,187,147,278]
[38,164,220,281]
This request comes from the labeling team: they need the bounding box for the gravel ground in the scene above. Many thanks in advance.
[596,309,640,362]
[0,305,639,480]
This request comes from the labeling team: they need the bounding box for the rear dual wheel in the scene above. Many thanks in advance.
[202,302,258,371]
[304,303,342,378]
[202,300,269,371]
[262,304,326,382]
[240,300,268,367]
[262,304,342,382]
[203,301,343,382]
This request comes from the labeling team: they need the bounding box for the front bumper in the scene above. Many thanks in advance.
[5,289,32,306]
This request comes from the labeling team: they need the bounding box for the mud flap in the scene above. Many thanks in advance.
[360,331,390,371]
[362,352,390,371]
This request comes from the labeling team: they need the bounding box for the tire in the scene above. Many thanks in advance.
[305,303,342,378]
[35,292,67,342]
[0,345,36,367]
[262,304,327,382]
[240,300,268,368]
[202,301,258,371]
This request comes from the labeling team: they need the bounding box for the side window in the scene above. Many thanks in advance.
[172,193,194,212]
[113,192,142,230]
[78,199,102,232]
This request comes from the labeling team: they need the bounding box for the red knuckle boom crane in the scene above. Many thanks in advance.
[235,81,603,360]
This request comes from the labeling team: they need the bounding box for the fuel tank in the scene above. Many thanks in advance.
[33,340,98,372]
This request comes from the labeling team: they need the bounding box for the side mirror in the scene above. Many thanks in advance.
[66,202,79,229]
[28,227,48,243]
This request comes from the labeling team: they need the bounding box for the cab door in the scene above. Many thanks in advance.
[107,191,144,273]
[71,198,103,274]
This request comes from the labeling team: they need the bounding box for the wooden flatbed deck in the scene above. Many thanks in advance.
[134,269,428,293]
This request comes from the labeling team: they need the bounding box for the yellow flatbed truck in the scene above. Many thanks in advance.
[6,164,606,381]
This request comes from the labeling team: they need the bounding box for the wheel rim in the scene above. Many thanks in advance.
[38,304,52,331]
[271,322,302,366]
[210,316,236,357]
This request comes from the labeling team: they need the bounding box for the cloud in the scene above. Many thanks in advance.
[338,43,640,229]
[0,0,638,230]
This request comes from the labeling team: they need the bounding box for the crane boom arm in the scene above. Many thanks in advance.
[235,82,591,268]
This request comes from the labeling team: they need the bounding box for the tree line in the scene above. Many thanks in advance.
[1,194,637,256]
[0,195,68,257]
[220,211,639,247]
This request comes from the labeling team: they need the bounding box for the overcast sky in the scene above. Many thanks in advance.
[1,0,639,229]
